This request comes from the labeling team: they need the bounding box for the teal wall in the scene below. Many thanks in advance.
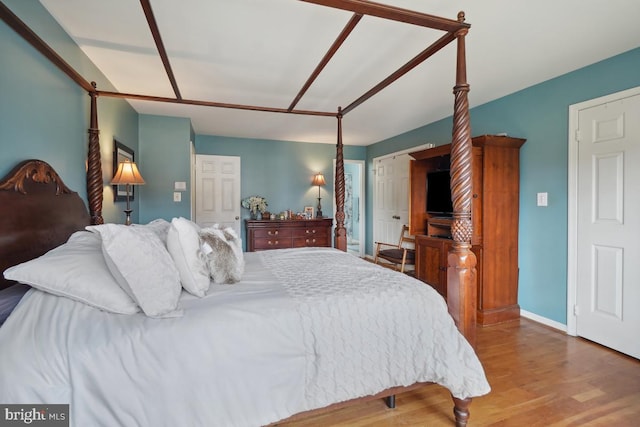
[368,47,640,324]
[195,135,366,245]
[0,0,139,225]
[138,115,192,224]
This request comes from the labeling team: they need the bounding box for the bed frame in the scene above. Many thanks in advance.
[0,2,478,426]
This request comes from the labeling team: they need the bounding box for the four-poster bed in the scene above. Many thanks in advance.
[0,1,484,425]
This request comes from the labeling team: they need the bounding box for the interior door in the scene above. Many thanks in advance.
[373,153,410,245]
[194,154,241,237]
[575,91,640,359]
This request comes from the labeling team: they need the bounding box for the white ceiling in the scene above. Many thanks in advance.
[39,0,640,146]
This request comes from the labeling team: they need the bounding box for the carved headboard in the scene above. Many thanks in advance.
[0,160,90,290]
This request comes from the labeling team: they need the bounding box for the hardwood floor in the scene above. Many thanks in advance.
[277,318,640,426]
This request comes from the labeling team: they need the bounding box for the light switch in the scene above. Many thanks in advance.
[537,192,548,207]
[173,192,181,202]
[174,181,187,191]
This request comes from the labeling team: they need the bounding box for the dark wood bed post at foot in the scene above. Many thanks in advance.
[87,82,103,225]
[334,107,347,252]
[447,11,477,348]
[447,12,476,427]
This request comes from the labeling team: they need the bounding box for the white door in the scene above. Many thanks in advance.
[194,154,241,237]
[571,88,640,359]
[373,153,411,245]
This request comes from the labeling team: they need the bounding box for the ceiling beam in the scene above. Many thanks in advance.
[288,12,362,112]
[342,31,456,115]
[0,1,94,93]
[299,0,469,32]
[97,90,336,117]
[139,0,182,99]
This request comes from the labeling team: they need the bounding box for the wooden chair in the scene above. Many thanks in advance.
[374,225,416,274]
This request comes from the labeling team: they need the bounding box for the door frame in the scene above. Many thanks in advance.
[372,144,433,246]
[566,85,640,336]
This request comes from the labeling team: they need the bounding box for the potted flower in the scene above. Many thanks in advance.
[241,196,268,219]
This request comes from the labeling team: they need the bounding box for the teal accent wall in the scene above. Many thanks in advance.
[138,115,192,224]
[0,0,139,225]
[195,135,366,246]
[368,47,640,324]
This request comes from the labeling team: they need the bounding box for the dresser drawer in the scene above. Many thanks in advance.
[252,237,293,250]
[292,227,329,238]
[252,228,293,238]
[293,235,330,248]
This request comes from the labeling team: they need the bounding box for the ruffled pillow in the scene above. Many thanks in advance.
[87,224,182,318]
[166,217,210,297]
[199,225,244,284]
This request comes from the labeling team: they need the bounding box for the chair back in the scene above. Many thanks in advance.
[398,225,415,250]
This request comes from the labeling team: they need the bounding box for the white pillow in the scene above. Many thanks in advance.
[3,231,139,314]
[132,218,171,246]
[87,224,182,318]
[199,225,245,284]
[166,217,210,297]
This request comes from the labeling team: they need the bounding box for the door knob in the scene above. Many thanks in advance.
[235,216,239,220]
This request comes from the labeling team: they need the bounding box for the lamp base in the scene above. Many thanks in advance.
[316,197,323,218]
[124,209,133,226]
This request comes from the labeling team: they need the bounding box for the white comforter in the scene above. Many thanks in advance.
[0,247,490,426]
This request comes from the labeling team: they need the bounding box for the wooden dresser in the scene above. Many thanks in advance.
[245,218,333,252]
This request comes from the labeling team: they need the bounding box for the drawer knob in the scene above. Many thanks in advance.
[268,230,278,236]
[268,240,279,245]
[306,229,317,234]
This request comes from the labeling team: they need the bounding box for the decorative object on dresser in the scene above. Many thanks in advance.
[245,218,333,252]
[311,173,326,218]
[409,134,526,326]
[304,206,314,219]
[374,224,416,274]
[241,195,268,219]
[111,158,146,226]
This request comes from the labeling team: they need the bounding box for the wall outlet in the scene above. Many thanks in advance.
[173,192,181,202]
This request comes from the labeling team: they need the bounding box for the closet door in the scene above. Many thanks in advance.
[373,153,410,245]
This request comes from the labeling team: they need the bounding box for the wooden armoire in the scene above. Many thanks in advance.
[409,135,526,326]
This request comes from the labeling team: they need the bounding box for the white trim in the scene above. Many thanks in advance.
[520,310,567,333]
[371,143,434,164]
[566,85,640,337]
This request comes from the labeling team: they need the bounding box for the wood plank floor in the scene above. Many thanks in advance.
[277,318,640,426]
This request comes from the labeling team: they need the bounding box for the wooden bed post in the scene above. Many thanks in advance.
[87,82,104,225]
[334,107,347,251]
[447,12,477,349]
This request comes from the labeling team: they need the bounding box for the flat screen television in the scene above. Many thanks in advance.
[426,170,453,216]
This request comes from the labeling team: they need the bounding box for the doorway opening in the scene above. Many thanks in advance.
[334,159,365,257]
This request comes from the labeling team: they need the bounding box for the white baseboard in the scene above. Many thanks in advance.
[520,309,567,333]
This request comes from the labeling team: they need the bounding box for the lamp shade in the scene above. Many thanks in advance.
[112,159,145,185]
[311,173,326,187]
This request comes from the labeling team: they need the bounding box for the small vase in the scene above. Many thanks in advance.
[250,212,258,220]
